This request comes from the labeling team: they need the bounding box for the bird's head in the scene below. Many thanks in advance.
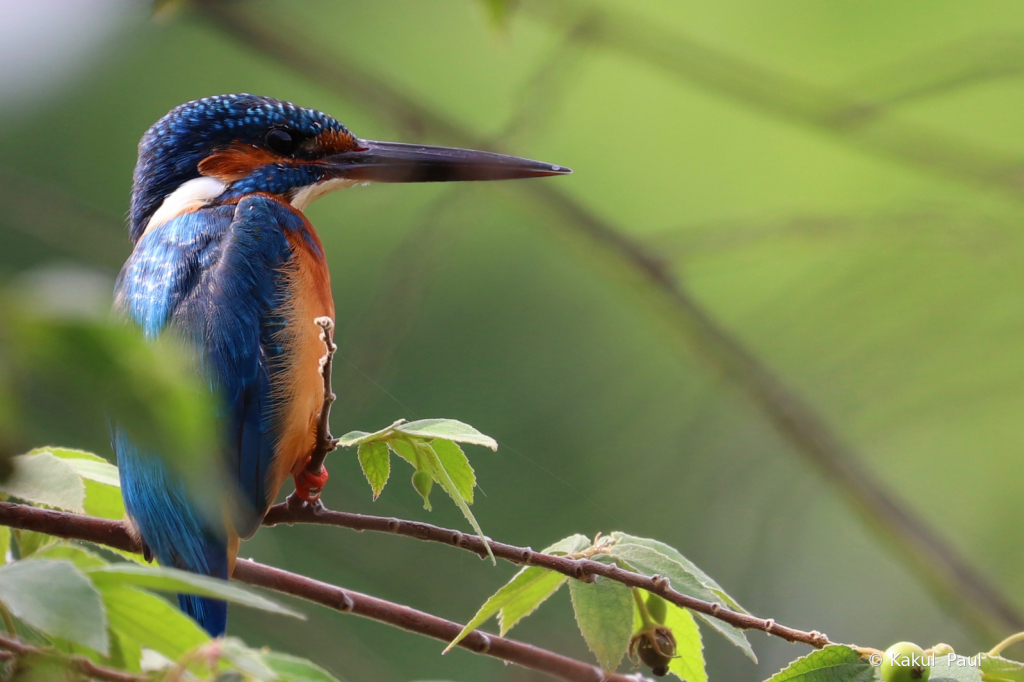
[130,94,570,243]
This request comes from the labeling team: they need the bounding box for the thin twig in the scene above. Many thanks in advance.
[306,317,338,476]
[0,632,147,682]
[195,2,1023,637]
[0,502,649,682]
[263,501,829,648]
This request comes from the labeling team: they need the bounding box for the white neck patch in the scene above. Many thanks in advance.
[144,177,227,236]
[290,178,360,212]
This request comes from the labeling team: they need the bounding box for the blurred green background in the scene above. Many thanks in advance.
[5,0,1024,680]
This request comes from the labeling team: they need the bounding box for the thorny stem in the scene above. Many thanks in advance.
[0,502,651,682]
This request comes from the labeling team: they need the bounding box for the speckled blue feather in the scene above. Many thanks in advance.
[131,94,352,243]
[114,195,307,635]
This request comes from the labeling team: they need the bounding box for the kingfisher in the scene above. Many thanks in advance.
[113,94,569,636]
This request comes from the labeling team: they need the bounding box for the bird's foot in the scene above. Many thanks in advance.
[294,463,329,503]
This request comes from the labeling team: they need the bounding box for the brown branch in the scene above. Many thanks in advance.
[195,1,1024,638]
[264,501,829,648]
[0,502,649,682]
[0,632,147,682]
[306,317,338,476]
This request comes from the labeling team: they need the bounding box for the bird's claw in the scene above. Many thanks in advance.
[294,464,329,503]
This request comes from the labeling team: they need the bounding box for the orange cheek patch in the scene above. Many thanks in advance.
[316,129,358,154]
[199,143,278,182]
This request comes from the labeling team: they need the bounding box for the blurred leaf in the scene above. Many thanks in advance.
[101,584,208,662]
[3,307,222,510]
[0,559,108,654]
[981,655,1024,681]
[475,0,511,29]
[0,527,7,566]
[0,451,84,513]
[36,543,106,569]
[609,538,755,661]
[29,447,125,520]
[445,565,567,652]
[568,556,634,672]
[259,650,344,682]
[544,534,593,555]
[396,419,498,451]
[764,646,875,682]
[85,563,303,618]
[431,439,476,504]
[13,529,56,558]
[358,441,390,499]
[220,637,278,681]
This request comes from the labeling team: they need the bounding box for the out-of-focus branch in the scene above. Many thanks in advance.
[522,0,1024,200]
[264,501,831,647]
[0,632,146,682]
[0,502,648,682]
[195,2,1024,637]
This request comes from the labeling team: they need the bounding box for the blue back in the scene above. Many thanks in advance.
[114,195,304,635]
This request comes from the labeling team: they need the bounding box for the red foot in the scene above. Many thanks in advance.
[294,463,329,502]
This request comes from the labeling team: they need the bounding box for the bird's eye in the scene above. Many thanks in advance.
[265,129,297,155]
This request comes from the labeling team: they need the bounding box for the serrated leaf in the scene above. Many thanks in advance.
[0,451,85,513]
[260,649,343,682]
[0,558,109,654]
[931,651,982,682]
[85,564,303,618]
[765,645,875,682]
[610,540,756,662]
[415,440,494,564]
[397,419,498,450]
[611,533,747,612]
[568,556,634,672]
[431,439,476,504]
[338,430,373,447]
[358,441,390,499]
[664,603,707,682]
[445,565,568,652]
[100,585,208,661]
[981,655,1024,682]
[544,534,592,555]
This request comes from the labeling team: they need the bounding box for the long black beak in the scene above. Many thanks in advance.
[322,140,571,183]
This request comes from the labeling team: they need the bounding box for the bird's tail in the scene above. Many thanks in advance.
[179,594,228,637]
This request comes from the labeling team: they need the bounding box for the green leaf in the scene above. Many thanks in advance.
[415,440,495,564]
[611,533,747,612]
[663,603,706,682]
[101,585,208,662]
[568,556,634,672]
[764,645,876,682]
[35,447,120,486]
[396,419,498,450]
[85,563,303,619]
[930,651,982,682]
[543,534,593,555]
[609,539,756,662]
[36,543,107,569]
[0,526,8,566]
[358,441,390,499]
[13,528,57,557]
[981,655,1024,682]
[431,438,476,504]
[259,650,344,682]
[0,558,108,654]
[0,451,85,512]
[445,565,568,652]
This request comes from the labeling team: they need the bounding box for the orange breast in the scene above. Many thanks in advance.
[267,218,335,503]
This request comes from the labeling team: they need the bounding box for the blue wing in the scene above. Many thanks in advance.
[114,195,301,634]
